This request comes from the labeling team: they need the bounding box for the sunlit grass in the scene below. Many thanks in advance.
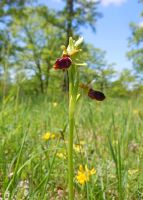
[0,95,143,199]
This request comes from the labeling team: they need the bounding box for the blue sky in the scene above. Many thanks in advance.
[42,0,142,71]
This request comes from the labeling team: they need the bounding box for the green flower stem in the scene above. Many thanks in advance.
[68,66,77,200]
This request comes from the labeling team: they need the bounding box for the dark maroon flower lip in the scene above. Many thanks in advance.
[54,56,72,70]
[88,88,105,101]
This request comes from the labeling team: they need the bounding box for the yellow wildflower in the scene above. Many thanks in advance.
[89,168,96,175]
[53,102,58,107]
[51,134,56,139]
[42,132,51,141]
[57,152,66,159]
[79,165,84,172]
[73,144,83,153]
[85,165,96,175]
[76,165,96,185]
[42,132,56,141]
[76,172,88,185]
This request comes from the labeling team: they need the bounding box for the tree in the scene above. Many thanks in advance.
[0,0,31,27]
[0,0,33,96]
[84,45,116,92]
[9,6,64,94]
[110,69,136,97]
[62,0,101,42]
[127,1,143,78]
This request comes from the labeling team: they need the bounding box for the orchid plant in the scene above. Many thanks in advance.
[54,37,105,200]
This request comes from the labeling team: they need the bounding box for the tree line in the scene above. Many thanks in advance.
[0,0,143,98]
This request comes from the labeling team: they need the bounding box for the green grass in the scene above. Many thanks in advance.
[0,94,143,199]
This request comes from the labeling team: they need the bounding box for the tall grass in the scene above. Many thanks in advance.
[0,94,143,199]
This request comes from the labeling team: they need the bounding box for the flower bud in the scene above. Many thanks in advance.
[54,56,72,70]
[88,88,105,101]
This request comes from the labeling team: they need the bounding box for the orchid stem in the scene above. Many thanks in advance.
[68,66,76,200]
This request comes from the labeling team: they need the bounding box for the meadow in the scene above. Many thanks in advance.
[0,93,143,199]
[0,0,143,199]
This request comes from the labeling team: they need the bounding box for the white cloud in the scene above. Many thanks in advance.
[100,0,127,6]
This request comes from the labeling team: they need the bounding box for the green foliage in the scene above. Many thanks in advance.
[60,0,101,32]
[85,46,116,91]
[110,69,136,97]
[127,1,143,74]
[0,0,142,98]
[7,6,65,94]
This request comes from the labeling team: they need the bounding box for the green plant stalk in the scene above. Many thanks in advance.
[68,66,77,200]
